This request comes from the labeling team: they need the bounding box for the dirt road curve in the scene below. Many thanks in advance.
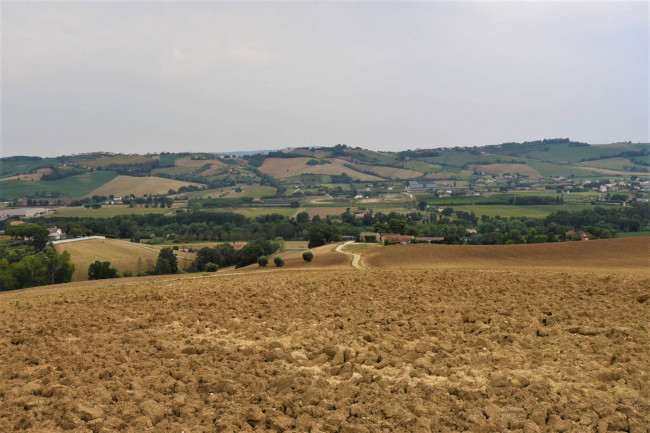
[335,241,364,269]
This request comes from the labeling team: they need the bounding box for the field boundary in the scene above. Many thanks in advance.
[52,236,106,244]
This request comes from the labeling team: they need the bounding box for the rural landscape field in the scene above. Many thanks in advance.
[2,1,649,431]
[1,238,648,432]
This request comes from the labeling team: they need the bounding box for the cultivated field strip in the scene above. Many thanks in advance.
[1,268,648,432]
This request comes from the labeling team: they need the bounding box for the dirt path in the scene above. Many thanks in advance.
[335,241,364,269]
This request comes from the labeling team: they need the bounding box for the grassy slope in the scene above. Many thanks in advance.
[0,171,119,200]
[46,206,172,218]
[450,203,593,218]
[54,238,193,281]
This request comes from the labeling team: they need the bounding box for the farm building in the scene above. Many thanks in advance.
[381,234,413,245]
[0,207,53,220]
[359,232,380,242]
[414,236,445,244]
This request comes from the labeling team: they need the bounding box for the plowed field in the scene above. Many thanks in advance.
[1,240,648,432]
[363,238,649,273]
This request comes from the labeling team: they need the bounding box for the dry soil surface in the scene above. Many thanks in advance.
[1,265,648,432]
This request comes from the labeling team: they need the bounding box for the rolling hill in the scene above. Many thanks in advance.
[1,139,648,202]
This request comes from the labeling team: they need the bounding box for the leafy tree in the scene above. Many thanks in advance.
[88,260,118,280]
[215,243,237,267]
[46,249,75,284]
[155,248,178,274]
[296,211,310,224]
[257,256,269,267]
[307,224,342,248]
[418,201,427,211]
[195,247,219,271]
[0,258,17,290]
[302,251,313,262]
[204,262,219,272]
[12,255,48,289]
[273,256,284,267]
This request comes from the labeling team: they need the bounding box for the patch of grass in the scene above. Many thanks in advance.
[343,243,378,252]
[615,231,650,238]
[230,207,298,218]
[46,206,173,218]
[451,204,593,218]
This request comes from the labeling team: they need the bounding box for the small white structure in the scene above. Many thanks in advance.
[48,227,63,240]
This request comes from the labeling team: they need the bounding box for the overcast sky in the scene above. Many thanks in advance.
[1,1,648,157]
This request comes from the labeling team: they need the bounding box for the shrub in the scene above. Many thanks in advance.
[257,256,269,267]
[204,262,219,272]
[88,261,119,280]
[274,256,284,267]
[302,251,313,262]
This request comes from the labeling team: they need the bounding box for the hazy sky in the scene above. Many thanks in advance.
[1,1,648,157]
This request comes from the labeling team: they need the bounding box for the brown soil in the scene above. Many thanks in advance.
[363,237,650,274]
[1,239,648,432]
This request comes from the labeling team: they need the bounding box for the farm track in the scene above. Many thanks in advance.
[335,241,365,270]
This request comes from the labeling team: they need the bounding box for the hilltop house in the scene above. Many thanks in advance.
[565,230,592,241]
[48,227,63,240]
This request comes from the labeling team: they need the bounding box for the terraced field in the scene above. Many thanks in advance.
[86,176,203,198]
[1,238,647,432]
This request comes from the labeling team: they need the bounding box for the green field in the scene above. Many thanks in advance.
[615,231,650,238]
[423,152,528,167]
[230,207,298,218]
[45,205,173,218]
[240,186,277,198]
[0,171,119,200]
[0,156,64,178]
[576,157,648,172]
[523,143,645,164]
[451,203,594,218]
